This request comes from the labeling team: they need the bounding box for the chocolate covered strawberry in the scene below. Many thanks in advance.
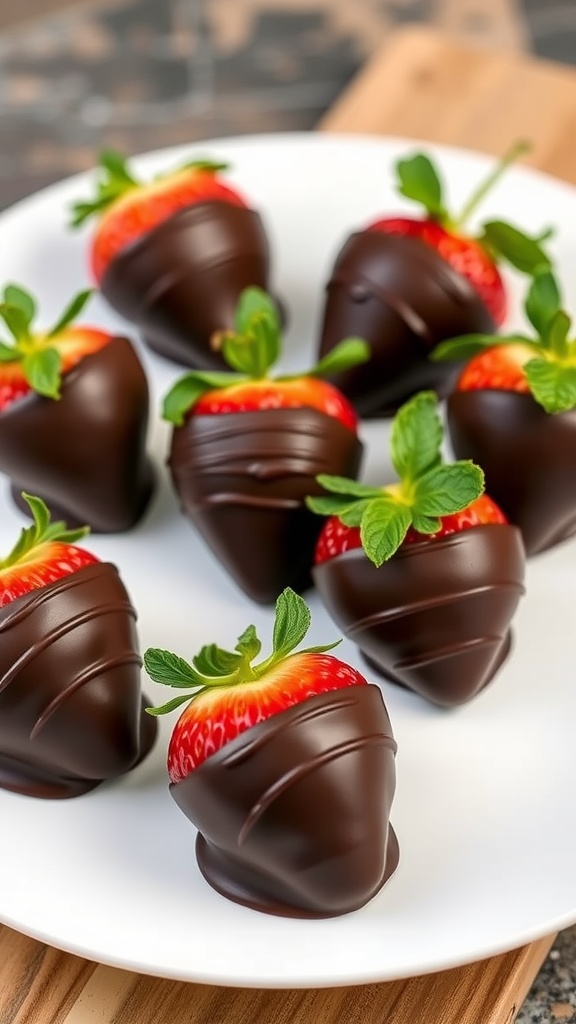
[308,391,525,706]
[71,150,276,369]
[164,286,368,604]
[317,141,552,418]
[0,283,154,532]
[434,270,576,555]
[144,587,398,918]
[0,493,157,798]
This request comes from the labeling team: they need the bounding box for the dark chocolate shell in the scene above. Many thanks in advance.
[0,336,154,533]
[0,562,157,798]
[313,525,525,707]
[171,684,398,918]
[100,201,273,369]
[317,232,495,417]
[448,390,576,556]
[168,407,363,604]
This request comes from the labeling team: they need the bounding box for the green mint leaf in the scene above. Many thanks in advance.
[162,370,245,425]
[47,289,94,337]
[272,588,311,659]
[305,494,368,520]
[411,512,442,535]
[146,693,201,717]
[396,153,446,219]
[235,624,262,662]
[193,644,241,676]
[143,648,201,688]
[412,462,484,517]
[545,310,571,359]
[22,347,62,400]
[0,341,17,362]
[481,221,551,275]
[315,474,383,499]
[0,303,31,343]
[234,287,280,336]
[338,500,373,528]
[524,357,576,413]
[308,338,370,378]
[430,333,517,362]
[391,390,443,481]
[524,270,562,337]
[3,285,36,328]
[360,498,412,566]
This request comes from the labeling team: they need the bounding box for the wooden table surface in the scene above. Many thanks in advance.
[3,25,576,1024]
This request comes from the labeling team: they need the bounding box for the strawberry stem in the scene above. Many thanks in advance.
[454,138,531,229]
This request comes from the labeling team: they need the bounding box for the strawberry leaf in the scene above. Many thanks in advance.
[360,498,412,566]
[47,288,94,338]
[178,159,230,175]
[412,462,484,517]
[0,493,89,570]
[272,588,311,659]
[411,512,441,534]
[235,624,262,662]
[524,358,576,413]
[0,341,17,362]
[307,338,370,379]
[146,693,200,717]
[314,475,383,499]
[193,644,241,676]
[524,270,562,337]
[22,348,62,400]
[305,494,367,519]
[3,284,36,328]
[431,333,533,362]
[545,310,571,359]
[99,149,139,185]
[221,311,279,377]
[234,286,280,336]
[390,390,443,480]
[396,153,447,220]
[143,648,201,688]
[0,303,31,343]
[481,221,551,275]
[162,370,246,426]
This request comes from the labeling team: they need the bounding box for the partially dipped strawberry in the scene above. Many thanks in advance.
[0,283,154,533]
[165,287,368,603]
[72,150,276,370]
[308,391,525,706]
[435,271,576,554]
[0,494,157,798]
[71,150,247,283]
[144,588,399,918]
[369,141,551,325]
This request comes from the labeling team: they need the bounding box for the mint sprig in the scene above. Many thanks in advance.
[431,270,576,414]
[162,286,370,426]
[144,587,341,717]
[306,391,484,566]
[394,140,552,277]
[0,492,89,570]
[0,284,94,400]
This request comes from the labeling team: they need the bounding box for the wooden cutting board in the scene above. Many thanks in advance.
[2,26,574,1024]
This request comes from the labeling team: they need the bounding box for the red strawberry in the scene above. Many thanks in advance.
[314,494,507,564]
[0,492,97,607]
[308,391,525,707]
[455,342,532,394]
[145,587,366,782]
[367,142,551,326]
[0,284,108,409]
[71,151,247,283]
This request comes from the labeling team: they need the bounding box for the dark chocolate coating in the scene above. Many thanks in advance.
[168,407,363,604]
[313,525,525,707]
[0,562,157,798]
[448,390,576,556]
[0,336,154,533]
[101,201,273,369]
[317,232,496,417]
[171,685,398,918]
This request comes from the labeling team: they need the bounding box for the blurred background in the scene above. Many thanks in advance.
[0,0,572,210]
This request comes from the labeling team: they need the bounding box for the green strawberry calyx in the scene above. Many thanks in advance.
[395,139,552,276]
[70,149,230,227]
[144,587,341,717]
[0,493,89,572]
[431,269,576,414]
[0,283,94,400]
[306,390,484,567]
[162,286,370,426]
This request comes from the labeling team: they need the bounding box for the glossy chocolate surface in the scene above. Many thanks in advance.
[318,232,495,417]
[0,337,154,533]
[313,525,525,707]
[448,390,576,556]
[101,201,273,369]
[168,406,363,604]
[171,684,398,918]
[0,562,157,798]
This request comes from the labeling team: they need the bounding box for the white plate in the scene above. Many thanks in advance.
[1,132,576,989]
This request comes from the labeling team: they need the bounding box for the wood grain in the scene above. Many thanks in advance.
[0,27,569,1024]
